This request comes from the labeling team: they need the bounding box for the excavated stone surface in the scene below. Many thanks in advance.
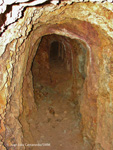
[0,1,113,150]
[0,0,113,34]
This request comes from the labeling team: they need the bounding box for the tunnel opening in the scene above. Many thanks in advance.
[18,34,93,150]
[2,3,113,150]
[26,34,91,150]
[49,41,66,71]
[31,35,72,88]
[49,40,68,86]
[50,41,59,60]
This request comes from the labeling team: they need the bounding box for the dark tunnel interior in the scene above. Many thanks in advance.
[19,34,91,150]
[50,41,59,60]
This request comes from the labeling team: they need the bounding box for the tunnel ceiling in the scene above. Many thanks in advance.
[0,0,112,34]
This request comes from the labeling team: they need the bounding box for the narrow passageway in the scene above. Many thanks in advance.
[1,2,113,150]
[30,34,91,150]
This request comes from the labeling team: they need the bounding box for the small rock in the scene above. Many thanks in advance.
[41,135,44,139]
[64,118,68,120]
[64,111,67,114]
[70,102,75,107]
[64,130,66,134]
[48,107,55,115]
[54,114,58,117]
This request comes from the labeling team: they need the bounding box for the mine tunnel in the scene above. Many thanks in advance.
[49,40,66,72]
[18,34,91,150]
[50,41,65,61]
[50,41,59,60]
[1,1,113,150]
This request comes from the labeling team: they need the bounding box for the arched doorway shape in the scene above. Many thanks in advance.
[19,21,101,150]
[25,34,90,150]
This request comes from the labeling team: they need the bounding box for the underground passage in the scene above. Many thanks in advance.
[50,41,65,61]
[0,1,113,150]
[19,34,89,150]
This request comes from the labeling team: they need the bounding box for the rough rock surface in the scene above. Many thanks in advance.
[0,0,113,33]
[0,1,113,150]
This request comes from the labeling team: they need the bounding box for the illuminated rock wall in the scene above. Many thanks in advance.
[0,1,113,150]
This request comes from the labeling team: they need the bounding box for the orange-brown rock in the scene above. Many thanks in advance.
[0,1,113,150]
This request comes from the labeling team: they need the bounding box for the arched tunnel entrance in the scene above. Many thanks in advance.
[19,34,93,150]
[32,34,72,88]
[31,34,90,150]
[2,3,113,150]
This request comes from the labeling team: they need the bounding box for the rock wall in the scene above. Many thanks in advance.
[0,1,113,33]
[0,1,113,150]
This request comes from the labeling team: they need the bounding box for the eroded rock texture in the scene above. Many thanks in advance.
[0,1,113,150]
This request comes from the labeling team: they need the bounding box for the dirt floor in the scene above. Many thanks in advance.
[31,59,92,150]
